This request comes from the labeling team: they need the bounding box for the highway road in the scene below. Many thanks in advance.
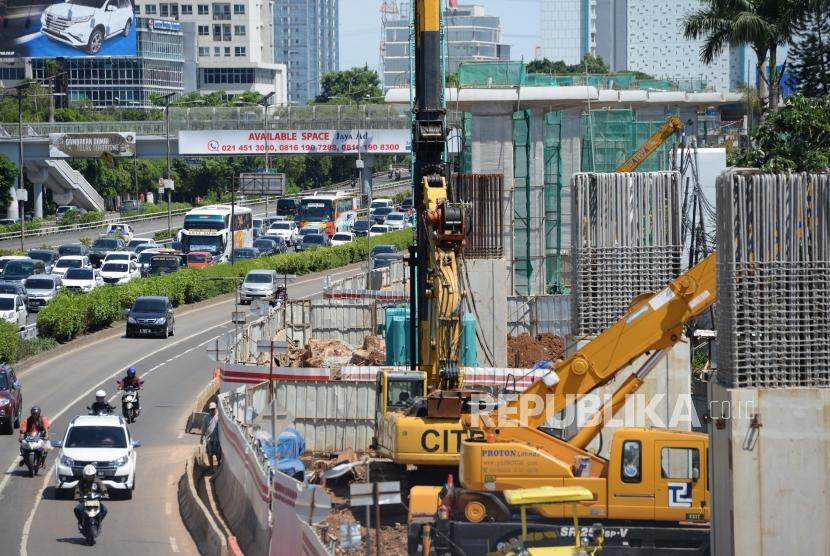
[0,262,365,555]
[0,174,410,251]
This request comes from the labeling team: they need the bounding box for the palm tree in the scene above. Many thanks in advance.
[683,0,802,111]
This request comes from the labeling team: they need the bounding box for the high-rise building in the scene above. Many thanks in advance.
[274,0,338,105]
[540,0,596,65]
[382,3,510,91]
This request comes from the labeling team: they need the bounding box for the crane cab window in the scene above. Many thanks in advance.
[387,379,423,409]
[621,440,641,483]
[660,447,700,479]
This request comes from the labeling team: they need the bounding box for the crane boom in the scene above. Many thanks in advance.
[616,115,683,173]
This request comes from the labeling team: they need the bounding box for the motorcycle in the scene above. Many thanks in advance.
[78,490,105,546]
[19,432,46,477]
[273,285,288,309]
[121,387,140,423]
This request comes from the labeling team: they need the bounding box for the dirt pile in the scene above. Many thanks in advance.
[302,338,355,367]
[349,335,386,366]
[321,506,407,556]
[507,332,565,367]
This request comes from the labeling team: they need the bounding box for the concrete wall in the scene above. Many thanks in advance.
[709,384,830,555]
[561,339,692,458]
[464,258,509,367]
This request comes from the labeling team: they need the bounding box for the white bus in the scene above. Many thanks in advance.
[178,205,253,261]
[298,192,357,236]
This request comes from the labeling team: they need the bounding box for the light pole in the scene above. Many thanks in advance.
[15,89,24,251]
[161,92,176,235]
[258,91,275,216]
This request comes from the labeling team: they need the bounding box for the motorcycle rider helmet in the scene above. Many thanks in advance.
[95,390,106,401]
[30,406,41,417]
[127,367,136,377]
[82,464,97,480]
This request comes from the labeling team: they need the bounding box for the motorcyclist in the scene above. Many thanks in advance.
[89,390,115,415]
[117,367,143,414]
[19,406,49,466]
[74,464,107,532]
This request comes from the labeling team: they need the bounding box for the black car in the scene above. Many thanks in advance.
[88,237,126,267]
[57,243,89,257]
[296,233,330,252]
[259,234,288,253]
[352,220,371,237]
[371,252,403,269]
[253,238,279,256]
[372,206,394,224]
[234,248,260,260]
[27,249,59,273]
[2,258,45,284]
[370,244,397,258]
[126,296,175,338]
[0,281,28,307]
[399,197,414,213]
[147,255,181,276]
[276,198,300,218]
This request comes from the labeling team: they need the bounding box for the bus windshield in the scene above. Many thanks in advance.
[299,199,333,222]
[183,215,227,231]
[182,235,224,255]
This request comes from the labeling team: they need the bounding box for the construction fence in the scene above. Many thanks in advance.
[716,171,830,388]
[507,294,572,338]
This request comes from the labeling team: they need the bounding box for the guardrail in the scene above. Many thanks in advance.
[19,323,37,340]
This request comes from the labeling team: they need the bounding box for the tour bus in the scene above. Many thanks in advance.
[297,193,357,236]
[178,205,253,261]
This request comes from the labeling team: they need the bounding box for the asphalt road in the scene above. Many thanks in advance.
[1,175,410,251]
[0,262,365,556]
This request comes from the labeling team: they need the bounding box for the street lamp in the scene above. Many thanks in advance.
[161,92,176,235]
[258,91,275,216]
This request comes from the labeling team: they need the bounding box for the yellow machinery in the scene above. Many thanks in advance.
[407,254,717,554]
[616,116,683,173]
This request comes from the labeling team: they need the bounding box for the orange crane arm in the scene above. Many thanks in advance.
[616,116,683,173]
[483,253,717,432]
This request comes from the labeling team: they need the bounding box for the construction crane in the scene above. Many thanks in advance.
[616,116,683,173]
[407,254,717,555]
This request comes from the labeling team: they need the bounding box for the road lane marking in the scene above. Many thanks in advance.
[166,501,172,516]
[169,536,180,553]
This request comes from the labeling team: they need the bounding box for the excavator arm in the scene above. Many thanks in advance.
[616,116,683,173]
[487,252,717,433]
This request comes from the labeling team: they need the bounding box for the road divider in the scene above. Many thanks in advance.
[178,448,229,556]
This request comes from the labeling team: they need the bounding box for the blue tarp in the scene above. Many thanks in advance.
[261,427,306,479]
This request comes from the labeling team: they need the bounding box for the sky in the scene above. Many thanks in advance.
[338,0,541,71]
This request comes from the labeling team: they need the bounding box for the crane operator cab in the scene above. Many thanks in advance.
[376,371,426,416]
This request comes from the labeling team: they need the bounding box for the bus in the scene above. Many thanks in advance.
[178,205,253,261]
[297,192,357,236]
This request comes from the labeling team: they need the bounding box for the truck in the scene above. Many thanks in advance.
[407,254,717,555]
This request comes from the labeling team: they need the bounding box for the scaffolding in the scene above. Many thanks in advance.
[543,112,567,292]
[512,109,533,295]
[581,109,678,173]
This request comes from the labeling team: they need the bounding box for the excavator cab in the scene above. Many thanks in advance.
[376,370,427,415]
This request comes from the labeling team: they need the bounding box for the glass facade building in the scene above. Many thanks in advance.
[540,0,596,65]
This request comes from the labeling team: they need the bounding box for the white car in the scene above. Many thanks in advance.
[0,294,27,329]
[267,221,299,246]
[62,268,104,293]
[331,232,354,246]
[41,0,135,56]
[99,260,140,285]
[369,198,393,217]
[104,223,134,243]
[369,225,390,237]
[103,251,138,265]
[52,256,92,277]
[54,414,140,498]
[384,212,408,230]
[127,238,156,252]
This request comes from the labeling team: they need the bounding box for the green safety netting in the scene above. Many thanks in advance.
[512,110,532,295]
[543,112,567,293]
[459,61,526,87]
[581,109,679,173]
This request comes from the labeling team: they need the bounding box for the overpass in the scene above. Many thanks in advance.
[0,104,411,219]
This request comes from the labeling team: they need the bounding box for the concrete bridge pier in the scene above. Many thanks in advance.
[359,154,375,198]
[6,183,18,221]
[26,166,49,220]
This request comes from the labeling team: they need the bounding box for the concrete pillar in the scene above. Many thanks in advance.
[6,185,18,221]
[26,166,49,220]
[359,154,375,197]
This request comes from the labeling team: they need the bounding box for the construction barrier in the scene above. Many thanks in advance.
[270,472,330,556]
[178,450,229,556]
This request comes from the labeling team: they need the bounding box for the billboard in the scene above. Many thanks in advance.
[0,0,137,58]
[49,132,136,158]
[178,129,412,156]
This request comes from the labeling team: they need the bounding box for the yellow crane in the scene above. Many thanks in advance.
[407,254,717,555]
[616,116,683,173]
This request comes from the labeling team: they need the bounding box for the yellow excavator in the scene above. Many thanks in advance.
[616,116,683,173]
[407,254,717,555]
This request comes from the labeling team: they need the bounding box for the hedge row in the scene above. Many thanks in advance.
[35,229,412,342]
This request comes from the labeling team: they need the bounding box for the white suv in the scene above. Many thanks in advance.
[267,221,299,246]
[54,414,140,498]
[41,0,134,55]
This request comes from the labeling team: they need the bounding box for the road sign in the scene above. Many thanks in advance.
[349,481,401,507]
[295,485,331,525]
[256,340,289,354]
[231,311,247,324]
[205,337,231,362]
[239,173,286,196]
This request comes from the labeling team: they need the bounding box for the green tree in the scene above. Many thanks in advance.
[315,66,383,103]
[0,155,16,209]
[731,94,830,170]
[527,54,610,75]
[683,0,802,111]
[790,0,830,97]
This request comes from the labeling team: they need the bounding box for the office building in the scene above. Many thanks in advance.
[274,0,338,105]
[540,0,596,65]
[382,3,510,90]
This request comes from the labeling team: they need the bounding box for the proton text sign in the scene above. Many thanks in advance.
[178,129,412,155]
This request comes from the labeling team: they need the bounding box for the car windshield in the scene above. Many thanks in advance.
[150,257,179,269]
[0,284,18,295]
[138,252,158,264]
[65,426,128,449]
[386,214,404,221]
[370,226,388,233]
[102,263,128,273]
[235,249,257,258]
[401,198,413,208]
[332,234,351,241]
[65,269,94,280]
[128,240,148,249]
[24,278,54,290]
[58,245,83,256]
[353,221,371,231]
[374,207,393,216]
[28,251,54,263]
[134,244,154,253]
[92,238,119,249]
[253,240,274,250]
[187,253,207,263]
[245,273,273,284]
[68,0,107,7]
[371,245,396,256]
[303,235,325,245]
[0,373,6,390]
[55,258,81,268]
[0,298,15,310]
[107,253,129,260]
[132,299,167,313]
[370,201,389,209]
[270,222,291,230]
[3,261,34,277]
